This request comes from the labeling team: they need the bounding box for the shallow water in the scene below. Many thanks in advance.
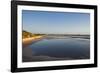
[24,37,90,61]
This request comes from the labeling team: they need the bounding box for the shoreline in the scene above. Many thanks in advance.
[22,36,44,47]
[22,36,45,62]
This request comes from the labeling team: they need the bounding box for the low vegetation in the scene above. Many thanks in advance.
[22,30,45,39]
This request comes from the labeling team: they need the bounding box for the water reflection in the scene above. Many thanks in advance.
[23,37,90,62]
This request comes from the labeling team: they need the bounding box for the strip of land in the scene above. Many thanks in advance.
[22,36,44,47]
[23,35,43,42]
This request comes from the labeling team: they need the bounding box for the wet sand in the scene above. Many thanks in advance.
[23,36,43,47]
[22,36,44,62]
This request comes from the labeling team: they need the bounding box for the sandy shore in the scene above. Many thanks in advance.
[22,36,45,62]
[22,36,43,47]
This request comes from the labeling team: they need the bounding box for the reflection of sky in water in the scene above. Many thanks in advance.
[25,38,90,60]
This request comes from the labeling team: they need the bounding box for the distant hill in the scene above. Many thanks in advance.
[22,30,45,39]
[22,30,34,39]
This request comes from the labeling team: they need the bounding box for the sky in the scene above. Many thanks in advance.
[22,10,90,34]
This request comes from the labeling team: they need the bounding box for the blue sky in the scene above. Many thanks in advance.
[22,10,90,34]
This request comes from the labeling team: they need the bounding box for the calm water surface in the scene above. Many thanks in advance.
[24,37,90,61]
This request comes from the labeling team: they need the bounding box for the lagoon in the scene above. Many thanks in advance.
[23,36,90,62]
